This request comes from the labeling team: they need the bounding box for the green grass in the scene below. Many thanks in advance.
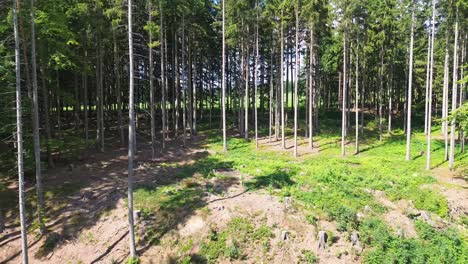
[131,111,467,262]
[195,117,467,262]
[198,217,274,263]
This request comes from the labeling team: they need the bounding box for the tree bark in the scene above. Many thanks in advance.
[442,25,450,161]
[13,0,29,261]
[149,3,156,159]
[449,10,459,169]
[281,11,285,149]
[30,0,45,234]
[424,34,431,135]
[222,0,227,152]
[355,32,359,154]
[426,0,436,170]
[309,24,314,149]
[341,26,347,157]
[255,0,259,149]
[406,8,415,161]
[293,4,299,158]
[161,6,166,149]
[127,0,137,257]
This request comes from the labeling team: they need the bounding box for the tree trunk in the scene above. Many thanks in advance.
[13,0,29,261]
[293,4,299,158]
[309,24,314,149]
[255,0,259,149]
[406,8,415,161]
[83,50,89,144]
[424,34,431,135]
[442,27,450,161]
[222,0,227,152]
[426,0,436,170]
[269,35,274,143]
[341,26,347,157]
[182,16,187,147]
[281,11,286,149]
[449,10,459,169]
[175,30,180,138]
[355,32,359,154]
[30,0,45,234]
[193,56,197,135]
[127,0,137,257]
[149,3,156,159]
[245,26,249,141]
[161,7,166,149]
[379,50,384,142]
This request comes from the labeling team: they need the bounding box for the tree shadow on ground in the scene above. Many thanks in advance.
[1,133,236,263]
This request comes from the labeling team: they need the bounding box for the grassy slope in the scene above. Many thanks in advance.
[196,122,468,263]
[133,111,468,263]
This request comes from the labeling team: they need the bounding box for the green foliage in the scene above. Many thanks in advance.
[448,102,468,132]
[126,257,140,264]
[300,249,319,263]
[199,217,275,262]
[360,218,468,264]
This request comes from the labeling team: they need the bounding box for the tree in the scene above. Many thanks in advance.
[127,0,137,257]
[255,0,259,149]
[293,0,300,158]
[281,9,286,149]
[426,0,436,170]
[222,0,227,152]
[341,25,347,156]
[406,5,415,161]
[449,8,459,169]
[160,0,166,150]
[147,1,156,159]
[30,0,45,234]
[13,0,29,261]
[355,31,359,154]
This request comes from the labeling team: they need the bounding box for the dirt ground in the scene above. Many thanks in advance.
[1,135,467,264]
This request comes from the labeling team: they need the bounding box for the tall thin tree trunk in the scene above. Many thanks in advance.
[193,56,197,135]
[127,0,137,257]
[182,16,187,148]
[309,24,314,149]
[269,36,274,143]
[245,26,249,141]
[293,4,299,158]
[406,8,415,161]
[442,26,450,161]
[449,10,459,169]
[83,50,89,144]
[379,50,384,141]
[426,0,436,170]
[160,5,166,150]
[281,11,285,149]
[175,30,180,138]
[13,0,29,261]
[149,3,156,159]
[355,33,359,154]
[424,34,431,135]
[30,0,45,234]
[255,0,259,149]
[222,0,227,152]
[341,26,347,157]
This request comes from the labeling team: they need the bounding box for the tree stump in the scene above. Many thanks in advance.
[318,231,328,250]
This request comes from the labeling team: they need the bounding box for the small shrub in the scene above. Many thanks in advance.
[300,250,318,263]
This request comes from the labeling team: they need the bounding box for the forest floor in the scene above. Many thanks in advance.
[1,123,468,263]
